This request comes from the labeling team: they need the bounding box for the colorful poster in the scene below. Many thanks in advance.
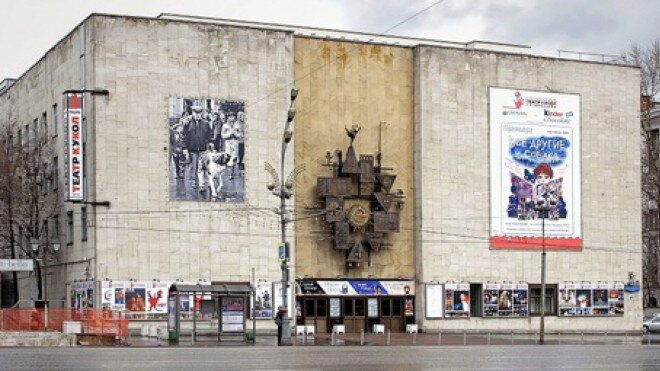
[146,282,170,314]
[425,284,444,318]
[273,282,294,318]
[252,281,273,319]
[444,283,470,318]
[169,97,245,203]
[490,88,581,250]
[65,93,84,201]
[125,282,147,312]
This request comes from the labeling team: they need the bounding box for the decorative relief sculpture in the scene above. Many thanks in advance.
[316,124,405,267]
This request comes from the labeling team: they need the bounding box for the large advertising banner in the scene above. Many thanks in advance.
[489,87,581,250]
[65,93,84,201]
[168,97,245,202]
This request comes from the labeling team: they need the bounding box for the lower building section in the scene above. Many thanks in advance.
[295,279,416,333]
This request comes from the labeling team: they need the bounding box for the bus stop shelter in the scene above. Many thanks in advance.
[168,283,254,343]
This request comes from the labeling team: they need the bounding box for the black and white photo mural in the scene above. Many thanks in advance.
[169,97,245,202]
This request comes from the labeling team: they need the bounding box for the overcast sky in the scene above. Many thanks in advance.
[1,0,659,79]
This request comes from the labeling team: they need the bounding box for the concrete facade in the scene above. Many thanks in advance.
[414,46,642,331]
[0,14,643,332]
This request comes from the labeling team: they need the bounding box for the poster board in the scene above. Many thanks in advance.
[367,298,379,318]
[425,284,444,319]
[444,283,470,318]
[329,298,341,318]
[221,297,245,333]
[251,281,274,319]
[559,282,623,317]
[489,87,581,250]
[483,283,528,318]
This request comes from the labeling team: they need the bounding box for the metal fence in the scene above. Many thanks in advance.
[294,330,658,346]
[0,308,128,339]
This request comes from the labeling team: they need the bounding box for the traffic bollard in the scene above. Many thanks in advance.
[413,332,417,345]
[604,331,607,344]
[463,331,467,345]
[487,332,491,345]
[511,331,514,345]
[360,329,364,346]
[558,332,561,345]
[581,332,584,344]
[438,331,442,345]
[625,332,628,344]
[331,331,335,346]
[303,330,307,345]
[387,330,391,345]
[648,333,651,345]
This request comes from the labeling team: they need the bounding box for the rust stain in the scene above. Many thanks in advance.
[358,45,366,59]
[383,51,393,66]
[320,42,331,61]
[370,45,382,61]
[337,44,348,66]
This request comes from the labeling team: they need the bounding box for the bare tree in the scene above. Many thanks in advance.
[0,122,62,304]
[621,40,660,307]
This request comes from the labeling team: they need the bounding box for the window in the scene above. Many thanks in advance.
[52,157,58,191]
[81,207,87,241]
[42,220,49,241]
[17,129,22,147]
[23,124,28,144]
[32,119,38,141]
[66,210,74,245]
[41,112,47,139]
[529,284,557,316]
[43,162,49,195]
[51,104,58,137]
[52,215,59,240]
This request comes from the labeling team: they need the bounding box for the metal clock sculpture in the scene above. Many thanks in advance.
[316,123,404,267]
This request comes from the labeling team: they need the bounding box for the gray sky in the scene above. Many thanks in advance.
[1,0,659,79]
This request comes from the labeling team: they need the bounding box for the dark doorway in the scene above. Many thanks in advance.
[303,298,328,333]
[380,297,403,332]
[343,298,366,333]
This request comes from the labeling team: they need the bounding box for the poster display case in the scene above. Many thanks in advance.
[444,283,470,318]
[483,283,528,318]
[559,282,624,317]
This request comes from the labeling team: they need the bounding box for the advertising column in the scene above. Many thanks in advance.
[489,88,581,250]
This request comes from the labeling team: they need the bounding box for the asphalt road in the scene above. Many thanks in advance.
[1,345,659,370]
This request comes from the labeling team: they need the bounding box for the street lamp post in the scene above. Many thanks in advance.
[266,87,298,345]
[534,193,555,345]
[31,236,60,331]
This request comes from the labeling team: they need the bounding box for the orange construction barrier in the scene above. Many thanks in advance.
[0,308,128,339]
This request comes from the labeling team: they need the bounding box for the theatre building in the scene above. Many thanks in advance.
[0,13,643,333]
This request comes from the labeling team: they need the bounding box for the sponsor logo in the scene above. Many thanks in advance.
[544,110,564,118]
[502,110,527,116]
[566,111,574,118]
[526,97,557,108]
[504,91,525,110]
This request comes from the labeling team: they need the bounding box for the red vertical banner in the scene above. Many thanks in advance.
[66,93,84,201]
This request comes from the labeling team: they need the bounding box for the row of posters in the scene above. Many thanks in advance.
[483,283,528,317]
[101,281,172,314]
[489,87,582,250]
[559,282,624,316]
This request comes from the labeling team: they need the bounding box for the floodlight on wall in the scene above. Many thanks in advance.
[30,238,39,253]
[52,238,60,252]
[290,87,299,101]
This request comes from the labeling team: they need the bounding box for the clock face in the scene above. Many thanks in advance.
[347,204,370,228]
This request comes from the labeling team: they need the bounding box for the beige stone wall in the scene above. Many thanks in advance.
[293,38,415,279]
[90,16,293,284]
[414,46,643,330]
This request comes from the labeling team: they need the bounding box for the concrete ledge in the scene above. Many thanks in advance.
[0,332,76,347]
